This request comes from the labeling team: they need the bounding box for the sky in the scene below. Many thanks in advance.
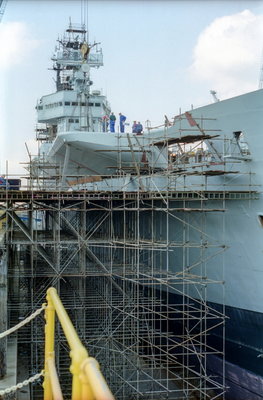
[1,0,263,177]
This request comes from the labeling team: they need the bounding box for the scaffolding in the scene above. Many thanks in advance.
[1,115,256,399]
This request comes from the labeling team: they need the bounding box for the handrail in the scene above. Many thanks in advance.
[46,358,63,400]
[43,287,115,400]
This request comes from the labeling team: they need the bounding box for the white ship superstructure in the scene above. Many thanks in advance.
[35,22,110,142]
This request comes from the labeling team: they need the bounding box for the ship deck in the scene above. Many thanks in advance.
[0,189,259,202]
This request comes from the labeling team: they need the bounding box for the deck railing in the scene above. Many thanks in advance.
[43,287,115,400]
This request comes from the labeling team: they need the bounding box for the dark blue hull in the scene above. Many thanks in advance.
[223,305,263,399]
[158,290,263,398]
[208,356,263,399]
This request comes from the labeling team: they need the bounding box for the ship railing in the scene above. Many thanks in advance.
[55,51,103,67]
[43,287,115,400]
[56,50,82,61]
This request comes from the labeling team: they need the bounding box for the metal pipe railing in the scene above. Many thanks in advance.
[46,358,64,400]
[43,287,115,400]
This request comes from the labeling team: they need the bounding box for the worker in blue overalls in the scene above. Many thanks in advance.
[109,112,116,132]
[0,176,8,189]
[119,113,127,133]
[136,122,143,134]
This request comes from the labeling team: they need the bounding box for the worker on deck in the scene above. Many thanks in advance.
[109,112,116,132]
[102,115,109,132]
[132,121,137,133]
[119,113,127,133]
[136,122,143,135]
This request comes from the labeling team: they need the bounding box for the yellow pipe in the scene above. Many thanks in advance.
[82,358,115,400]
[70,347,93,400]
[47,288,91,399]
[43,297,55,400]
[45,288,115,400]
[47,288,84,351]
[47,358,64,400]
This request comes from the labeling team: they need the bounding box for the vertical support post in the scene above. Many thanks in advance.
[29,199,34,394]
[43,292,55,400]
[61,144,70,189]
[0,226,7,378]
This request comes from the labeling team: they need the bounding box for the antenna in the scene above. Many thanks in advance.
[81,0,88,40]
[210,90,220,102]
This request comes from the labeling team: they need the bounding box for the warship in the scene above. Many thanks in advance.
[17,20,263,399]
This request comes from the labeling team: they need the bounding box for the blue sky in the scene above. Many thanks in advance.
[1,0,263,176]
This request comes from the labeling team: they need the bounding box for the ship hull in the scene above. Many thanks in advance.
[37,88,263,395]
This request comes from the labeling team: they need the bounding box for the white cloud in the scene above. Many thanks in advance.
[189,10,263,99]
[0,22,39,70]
